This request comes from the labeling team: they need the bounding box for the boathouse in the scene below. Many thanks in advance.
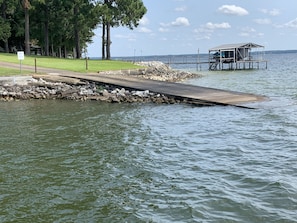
[208,43,267,70]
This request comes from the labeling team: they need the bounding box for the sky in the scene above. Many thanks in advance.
[87,0,297,57]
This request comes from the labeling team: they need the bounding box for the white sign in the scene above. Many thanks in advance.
[17,51,25,60]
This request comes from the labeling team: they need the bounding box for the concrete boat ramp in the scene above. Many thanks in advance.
[59,73,265,108]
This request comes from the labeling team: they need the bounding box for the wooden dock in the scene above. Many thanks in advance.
[59,73,265,108]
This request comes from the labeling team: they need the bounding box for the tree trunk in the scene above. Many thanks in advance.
[44,22,49,56]
[24,0,30,55]
[74,5,81,59]
[106,22,111,60]
[1,2,9,53]
[51,43,54,56]
[4,41,9,53]
[64,45,67,58]
[58,46,62,58]
[44,6,49,56]
[102,22,106,60]
[74,30,81,59]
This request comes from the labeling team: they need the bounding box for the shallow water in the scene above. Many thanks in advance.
[1,52,297,222]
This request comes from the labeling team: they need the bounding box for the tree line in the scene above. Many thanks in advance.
[0,0,146,59]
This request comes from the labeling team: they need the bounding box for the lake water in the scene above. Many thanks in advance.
[1,52,297,222]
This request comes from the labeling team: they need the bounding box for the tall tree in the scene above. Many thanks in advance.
[0,0,18,52]
[35,0,52,56]
[72,0,100,58]
[101,0,113,60]
[1,0,101,57]
[0,18,11,51]
[100,0,146,60]
[22,0,30,55]
[29,0,99,58]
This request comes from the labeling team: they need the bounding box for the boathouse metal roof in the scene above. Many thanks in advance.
[209,43,264,51]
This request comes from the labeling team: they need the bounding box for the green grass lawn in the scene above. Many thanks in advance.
[0,67,31,76]
[0,53,141,74]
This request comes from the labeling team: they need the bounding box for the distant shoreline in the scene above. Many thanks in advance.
[92,49,297,60]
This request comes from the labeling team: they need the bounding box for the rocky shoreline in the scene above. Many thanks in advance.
[99,61,198,82]
[0,62,200,104]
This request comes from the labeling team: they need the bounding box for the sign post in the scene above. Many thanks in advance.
[17,51,25,74]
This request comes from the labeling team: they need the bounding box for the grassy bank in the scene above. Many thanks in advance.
[0,67,31,76]
[0,53,141,75]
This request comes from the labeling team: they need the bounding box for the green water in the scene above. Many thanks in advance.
[1,99,297,222]
[1,53,297,222]
[1,101,146,222]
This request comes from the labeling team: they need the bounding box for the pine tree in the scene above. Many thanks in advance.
[100,0,147,60]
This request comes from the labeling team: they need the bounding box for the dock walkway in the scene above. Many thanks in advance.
[60,73,265,107]
[0,61,265,107]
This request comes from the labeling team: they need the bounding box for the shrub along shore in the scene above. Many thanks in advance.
[0,61,200,104]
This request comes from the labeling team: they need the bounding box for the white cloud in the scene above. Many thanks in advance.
[115,34,136,41]
[239,32,249,37]
[171,17,190,26]
[137,16,151,34]
[160,22,169,27]
[261,9,280,16]
[239,27,263,37]
[204,22,231,29]
[161,17,190,27]
[193,22,230,40]
[138,27,152,33]
[270,9,280,16]
[159,27,169,33]
[284,18,297,28]
[175,6,187,12]
[139,16,149,26]
[218,5,249,16]
[242,27,256,33]
[254,18,271,25]
[276,18,297,29]
[193,29,211,40]
[115,34,129,39]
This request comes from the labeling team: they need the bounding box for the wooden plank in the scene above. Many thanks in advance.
[59,73,265,107]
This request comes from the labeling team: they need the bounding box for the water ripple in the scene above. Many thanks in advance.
[1,64,297,223]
